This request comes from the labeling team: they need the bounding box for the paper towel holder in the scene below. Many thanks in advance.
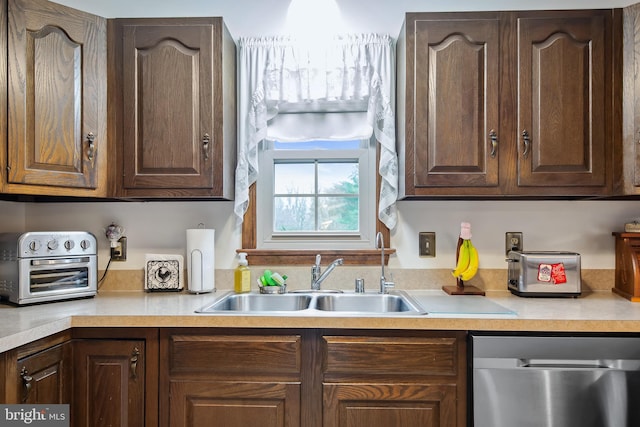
[186,227,215,294]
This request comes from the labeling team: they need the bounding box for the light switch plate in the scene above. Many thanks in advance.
[419,232,436,257]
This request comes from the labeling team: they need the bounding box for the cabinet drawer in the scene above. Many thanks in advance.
[169,334,301,376]
[323,336,458,377]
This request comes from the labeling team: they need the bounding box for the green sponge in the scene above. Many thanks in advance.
[260,270,287,286]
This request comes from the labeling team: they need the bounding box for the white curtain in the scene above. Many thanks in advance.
[234,33,398,230]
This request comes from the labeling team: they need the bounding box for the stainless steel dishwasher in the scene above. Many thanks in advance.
[471,334,640,427]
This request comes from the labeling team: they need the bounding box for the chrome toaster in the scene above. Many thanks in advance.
[507,251,581,297]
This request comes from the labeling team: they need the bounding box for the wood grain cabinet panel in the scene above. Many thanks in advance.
[3,0,107,196]
[168,333,302,376]
[169,381,300,427]
[321,331,466,427]
[161,330,304,427]
[620,3,640,194]
[0,332,72,405]
[323,336,458,377]
[516,13,608,188]
[323,383,457,427]
[17,341,71,405]
[73,339,146,427]
[408,15,500,189]
[398,10,616,198]
[110,18,236,199]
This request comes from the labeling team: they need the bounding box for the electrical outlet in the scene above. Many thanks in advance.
[419,232,436,257]
[505,232,523,255]
[110,236,127,261]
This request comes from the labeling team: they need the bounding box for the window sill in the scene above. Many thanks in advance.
[237,249,395,266]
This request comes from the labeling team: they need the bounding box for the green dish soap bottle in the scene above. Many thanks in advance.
[234,252,251,293]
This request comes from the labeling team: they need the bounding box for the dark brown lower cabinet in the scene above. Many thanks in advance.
[161,329,466,427]
[321,331,466,427]
[17,339,72,405]
[169,381,300,426]
[0,332,72,405]
[1,327,466,427]
[72,328,159,427]
[323,383,457,427]
[161,329,304,427]
[73,339,144,426]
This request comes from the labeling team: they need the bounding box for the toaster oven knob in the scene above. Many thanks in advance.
[64,240,75,250]
[80,239,91,250]
[47,240,59,250]
[28,240,40,252]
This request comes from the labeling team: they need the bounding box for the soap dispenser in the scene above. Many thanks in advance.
[234,252,251,293]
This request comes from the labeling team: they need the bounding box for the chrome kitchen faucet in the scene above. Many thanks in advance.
[311,254,344,290]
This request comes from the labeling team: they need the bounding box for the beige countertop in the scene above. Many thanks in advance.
[1,289,640,353]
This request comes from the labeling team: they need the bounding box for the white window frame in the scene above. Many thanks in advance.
[256,137,377,250]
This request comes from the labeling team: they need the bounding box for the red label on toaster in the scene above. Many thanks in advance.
[538,263,567,284]
[551,263,567,284]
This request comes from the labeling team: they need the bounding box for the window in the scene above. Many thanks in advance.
[274,158,359,233]
[257,132,376,250]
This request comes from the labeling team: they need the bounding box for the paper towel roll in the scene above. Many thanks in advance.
[186,228,215,293]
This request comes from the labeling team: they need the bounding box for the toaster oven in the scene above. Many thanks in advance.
[0,231,97,305]
[507,250,581,297]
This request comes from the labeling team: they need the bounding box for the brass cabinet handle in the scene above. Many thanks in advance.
[522,130,530,159]
[203,133,211,161]
[130,347,140,379]
[20,366,33,403]
[489,129,498,158]
[86,132,96,161]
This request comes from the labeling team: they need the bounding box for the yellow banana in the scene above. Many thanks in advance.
[451,240,470,278]
[459,240,479,281]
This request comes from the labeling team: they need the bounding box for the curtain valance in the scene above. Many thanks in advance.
[234,33,398,230]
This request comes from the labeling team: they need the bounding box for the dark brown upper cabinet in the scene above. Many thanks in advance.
[619,3,640,195]
[109,18,236,199]
[2,0,107,196]
[397,10,618,198]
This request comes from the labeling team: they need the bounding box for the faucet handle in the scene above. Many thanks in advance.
[380,270,395,293]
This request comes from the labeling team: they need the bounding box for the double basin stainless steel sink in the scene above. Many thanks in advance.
[196,290,427,316]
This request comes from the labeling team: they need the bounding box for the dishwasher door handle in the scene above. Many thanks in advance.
[472,357,633,370]
[519,359,614,369]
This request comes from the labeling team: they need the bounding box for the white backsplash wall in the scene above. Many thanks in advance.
[0,201,26,231]
[22,201,238,271]
[394,200,640,270]
[13,199,640,272]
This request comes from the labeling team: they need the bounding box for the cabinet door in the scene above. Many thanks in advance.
[323,383,457,427]
[73,340,145,427]
[120,22,215,191]
[170,381,300,427]
[322,333,466,427]
[162,331,303,427]
[17,342,71,404]
[408,15,500,189]
[621,4,640,194]
[6,0,106,191]
[516,11,609,188]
